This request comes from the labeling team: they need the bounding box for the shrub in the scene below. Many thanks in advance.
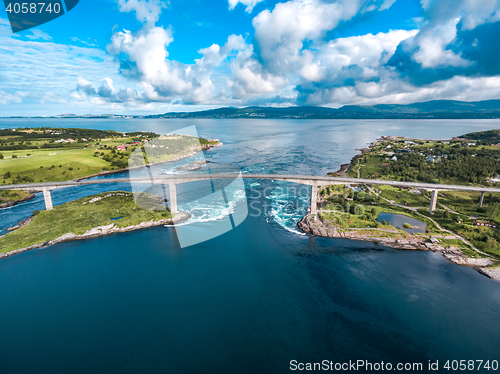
[4,171,11,179]
[12,154,17,158]
[0,153,3,159]
[33,210,40,216]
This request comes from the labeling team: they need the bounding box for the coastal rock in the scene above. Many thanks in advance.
[443,254,494,267]
[297,213,500,282]
[0,193,36,209]
[478,267,500,282]
[0,212,191,260]
[7,215,34,231]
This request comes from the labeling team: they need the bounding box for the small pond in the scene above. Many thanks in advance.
[377,212,427,234]
[110,217,124,221]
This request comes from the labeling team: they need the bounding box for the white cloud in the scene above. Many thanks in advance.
[117,0,168,24]
[107,25,248,104]
[303,29,418,82]
[229,46,289,98]
[41,92,67,104]
[411,18,472,68]
[25,30,52,41]
[0,90,27,105]
[252,0,396,74]
[420,0,500,30]
[304,74,500,106]
[228,0,264,13]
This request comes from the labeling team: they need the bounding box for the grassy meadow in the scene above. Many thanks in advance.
[0,191,171,254]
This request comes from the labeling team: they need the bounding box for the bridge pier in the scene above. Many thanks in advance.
[169,182,178,214]
[42,187,53,211]
[429,190,438,214]
[311,182,318,215]
[479,191,485,208]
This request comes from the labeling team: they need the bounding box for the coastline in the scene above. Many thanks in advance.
[0,211,190,260]
[328,147,370,177]
[0,141,223,205]
[0,139,223,258]
[314,133,500,281]
[0,193,36,209]
[298,213,500,281]
[74,142,223,181]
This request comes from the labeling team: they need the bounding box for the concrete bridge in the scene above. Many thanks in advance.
[1,174,499,215]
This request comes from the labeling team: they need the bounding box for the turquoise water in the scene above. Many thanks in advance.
[1,119,500,373]
[377,212,427,234]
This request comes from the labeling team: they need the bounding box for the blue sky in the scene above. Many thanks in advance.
[1,0,500,115]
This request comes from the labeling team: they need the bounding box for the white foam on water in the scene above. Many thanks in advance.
[265,184,309,235]
[178,185,247,225]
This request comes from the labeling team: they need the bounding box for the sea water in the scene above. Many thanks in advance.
[0,119,500,373]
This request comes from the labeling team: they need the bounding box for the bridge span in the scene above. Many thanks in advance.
[1,174,499,214]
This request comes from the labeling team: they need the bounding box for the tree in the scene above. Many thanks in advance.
[0,153,3,159]
[484,237,499,253]
[4,171,11,179]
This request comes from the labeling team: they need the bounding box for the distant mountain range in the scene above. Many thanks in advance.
[8,99,500,119]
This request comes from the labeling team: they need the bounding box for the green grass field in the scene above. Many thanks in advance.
[438,191,483,216]
[0,189,31,203]
[0,148,111,183]
[0,135,210,184]
[0,191,171,254]
[377,185,430,207]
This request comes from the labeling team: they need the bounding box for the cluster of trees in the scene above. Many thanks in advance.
[0,128,161,151]
[382,149,500,184]
[102,153,129,169]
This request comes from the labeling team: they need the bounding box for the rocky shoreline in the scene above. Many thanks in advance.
[0,211,190,260]
[328,147,370,177]
[298,214,499,281]
[0,193,36,209]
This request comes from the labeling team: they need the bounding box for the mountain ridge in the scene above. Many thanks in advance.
[6,99,500,119]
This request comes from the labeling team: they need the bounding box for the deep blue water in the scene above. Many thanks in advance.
[1,119,500,373]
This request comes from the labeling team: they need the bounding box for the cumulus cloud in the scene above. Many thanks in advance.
[107,24,248,104]
[228,46,289,98]
[386,0,500,87]
[252,0,397,74]
[117,0,168,24]
[5,0,500,113]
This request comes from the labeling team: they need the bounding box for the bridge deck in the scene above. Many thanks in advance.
[1,174,499,193]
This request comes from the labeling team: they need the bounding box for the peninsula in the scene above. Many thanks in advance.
[299,129,500,281]
[0,191,188,258]
[0,127,221,205]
